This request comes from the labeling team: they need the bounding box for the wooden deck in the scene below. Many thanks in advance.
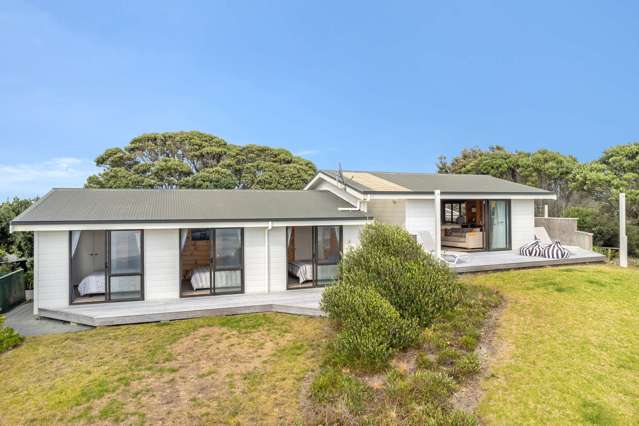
[450,246,605,273]
[39,288,324,327]
[38,247,605,327]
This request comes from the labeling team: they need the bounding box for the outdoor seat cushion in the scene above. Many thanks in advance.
[542,241,570,259]
[519,238,543,257]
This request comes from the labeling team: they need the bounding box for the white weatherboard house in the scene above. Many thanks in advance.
[11,170,604,326]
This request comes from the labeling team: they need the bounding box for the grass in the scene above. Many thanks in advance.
[463,265,639,425]
[1,264,638,424]
[0,313,329,425]
[307,284,500,424]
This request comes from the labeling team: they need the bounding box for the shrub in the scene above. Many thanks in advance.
[459,334,479,351]
[415,352,435,370]
[451,353,481,380]
[0,315,23,353]
[437,347,463,367]
[386,369,457,406]
[339,223,463,326]
[322,283,421,369]
[310,367,369,412]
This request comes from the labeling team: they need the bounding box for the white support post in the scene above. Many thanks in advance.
[544,204,549,218]
[619,193,628,268]
[434,190,442,259]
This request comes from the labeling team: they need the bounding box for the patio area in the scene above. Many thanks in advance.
[36,247,605,327]
[38,287,324,327]
[449,246,605,273]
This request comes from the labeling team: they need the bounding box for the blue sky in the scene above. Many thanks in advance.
[1,1,638,199]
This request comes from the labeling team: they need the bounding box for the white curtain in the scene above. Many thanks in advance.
[489,201,507,249]
[180,230,188,251]
[287,228,294,248]
[71,231,81,257]
[134,231,141,254]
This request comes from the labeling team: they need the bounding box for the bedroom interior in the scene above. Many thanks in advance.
[287,225,342,289]
[70,229,143,304]
[179,228,244,297]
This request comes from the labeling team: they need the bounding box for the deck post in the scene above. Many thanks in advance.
[619,193,628,268]
[544,204,549,218]
[434,190,442,259]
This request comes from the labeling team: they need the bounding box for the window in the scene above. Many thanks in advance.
[180,228,244,297]
[442,201,466,224]
[70,230,143,304]
[286,225,343,289]
[315,226,341,284]
[108,230,143,301]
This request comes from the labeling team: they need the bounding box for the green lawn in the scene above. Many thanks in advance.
[1,264,638,424]
[464,265,639,425]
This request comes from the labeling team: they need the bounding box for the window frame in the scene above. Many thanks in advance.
[69,229,144,305]
[286,225,343,290]
[179,228,245,298]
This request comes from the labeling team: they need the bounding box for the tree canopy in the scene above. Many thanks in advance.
[437,146,580,214]
[571,143,639,218]
[0,197,35,259]
[437,142,639,251]
[86,131,317,190]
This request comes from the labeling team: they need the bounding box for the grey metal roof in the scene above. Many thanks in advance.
[12,188,370,225]
[320,170,554,195]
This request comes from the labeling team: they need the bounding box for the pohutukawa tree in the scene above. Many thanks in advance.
[85,131,317,190]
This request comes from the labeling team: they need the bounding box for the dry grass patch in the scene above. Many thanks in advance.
[0,313,329,425]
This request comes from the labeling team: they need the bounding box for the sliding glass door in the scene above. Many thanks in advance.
[179,228,244,297]
[315,226,342,286]
[486,200,511,250]
[286,225,342,289]
[70,230,144,304]
[108,230,144,301]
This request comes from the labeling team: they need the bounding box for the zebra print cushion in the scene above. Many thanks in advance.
[519,238,542,257]
[542,241,570,259]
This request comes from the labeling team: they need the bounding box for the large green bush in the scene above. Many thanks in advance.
[0,315,23,353]
[321,283,421,369]
[340,223,463,326]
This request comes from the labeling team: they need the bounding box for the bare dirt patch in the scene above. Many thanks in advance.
[451,298,507,414]
[120,326,284,424]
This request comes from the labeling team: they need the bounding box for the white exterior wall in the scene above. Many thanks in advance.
[269,227,287,293]
[243,227,268,294]
[367,199,406,227]
[511,199,535,249]
[343,224,363,253]
[34,231,69,311]
[404,200,438,246]
[32,223,364,314]
[144,229,179,300]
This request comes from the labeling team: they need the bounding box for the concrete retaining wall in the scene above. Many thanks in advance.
[534,217,593,250]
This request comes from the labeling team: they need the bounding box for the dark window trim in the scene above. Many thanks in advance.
[179,227,245,298]
[69,229,144,305]
[286,225,343,290]
[484,200,512,251]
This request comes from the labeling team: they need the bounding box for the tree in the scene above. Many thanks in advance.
[438,146,580,215]
[86,131,317,190]
[571,143,639,220]
[0,198,35,258]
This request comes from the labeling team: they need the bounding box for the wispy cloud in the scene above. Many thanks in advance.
[0,157,98,200]
[294,149,320,157]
